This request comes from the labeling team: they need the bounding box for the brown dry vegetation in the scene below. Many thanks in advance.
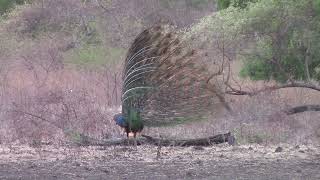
[0,1,319,179]
[0,0,320,179]
[0,0,218,144]
[0,0,319,146]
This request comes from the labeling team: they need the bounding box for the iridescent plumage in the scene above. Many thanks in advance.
[114,24,231,137]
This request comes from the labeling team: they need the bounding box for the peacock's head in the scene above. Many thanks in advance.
[113,113,127,128]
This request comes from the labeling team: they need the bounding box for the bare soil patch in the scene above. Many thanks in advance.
[0,144,320,179]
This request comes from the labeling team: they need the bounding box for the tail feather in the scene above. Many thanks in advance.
[122,24,230,127]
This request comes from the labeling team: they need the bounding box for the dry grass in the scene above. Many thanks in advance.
[0,0,319,147]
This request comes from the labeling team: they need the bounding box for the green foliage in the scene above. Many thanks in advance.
[217,0,230,10]
[185,0,215,9]
[14,0,26,5]
[191,0,320,83]
[232,0,258,9]
[0,0,15,15]
[65,45,125,68]
[239,0,320,82]
[240,58,272,81]
[314,0,320,14]
[217,0,257,10]
[160,0,215,9]
[0,0,30,15]
[209,0,320,82]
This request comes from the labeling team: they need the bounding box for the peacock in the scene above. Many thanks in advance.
[114,24,231,139]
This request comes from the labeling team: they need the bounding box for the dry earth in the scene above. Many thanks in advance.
[0,144,320,180]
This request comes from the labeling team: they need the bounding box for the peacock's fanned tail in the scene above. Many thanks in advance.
[122,25,230,127]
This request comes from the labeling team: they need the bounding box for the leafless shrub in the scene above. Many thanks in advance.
[96,0,216,48]
[2,66,123,144]
[10,0,94,39]
[0,36,123,143]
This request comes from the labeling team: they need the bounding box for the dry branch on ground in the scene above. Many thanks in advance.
[72,132,235,147]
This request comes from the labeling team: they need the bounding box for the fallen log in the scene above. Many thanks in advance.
[141,132,235,146]
[71,132,235,147]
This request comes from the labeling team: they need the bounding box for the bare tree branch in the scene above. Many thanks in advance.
[286,105,320,115]
[12,110,63,130]
[226,81,320,96]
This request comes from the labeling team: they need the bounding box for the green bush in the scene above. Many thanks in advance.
[0,0,15,15]
[160,0,215,9]
[0,0,30,15]
[185,0,215,9]
[239,0,320,82]
[217,0,257,10]
[240,58,272,81]
[65,45,125,68]
[217,0,231,10]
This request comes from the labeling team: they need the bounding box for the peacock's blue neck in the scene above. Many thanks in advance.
[114,114,127,128]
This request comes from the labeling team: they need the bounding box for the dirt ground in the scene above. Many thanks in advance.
[0,143,320,180]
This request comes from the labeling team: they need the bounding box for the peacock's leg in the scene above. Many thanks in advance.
[126,131,130,146]
[133,133,138,149]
